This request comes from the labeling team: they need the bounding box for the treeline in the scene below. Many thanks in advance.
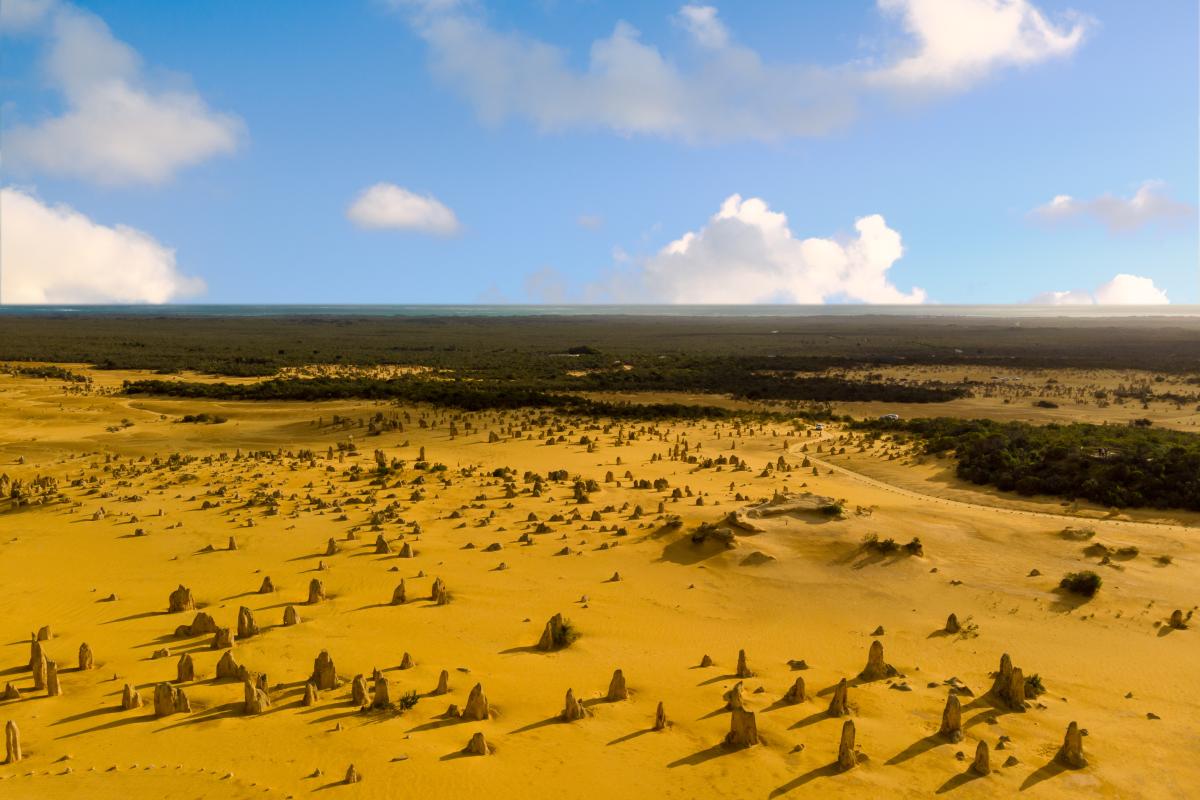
[123,377,839,423]
[3,364,88,382]
[854,417,1200,510]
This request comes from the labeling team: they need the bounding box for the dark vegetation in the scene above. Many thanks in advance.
[2,363,88,382]
[1,313,1197,376]
[855,417,1200,510]
[178,413,228,424]
[1059,571,1103,597]
[125,377,837,422]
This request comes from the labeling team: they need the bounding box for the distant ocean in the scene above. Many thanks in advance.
[0,304,1197,318]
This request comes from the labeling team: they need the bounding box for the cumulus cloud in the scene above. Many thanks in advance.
[3,2,243,185]
[389,0,1084,141]
[871,0,1085,90]
[1030,273,1170,306]
[1031,181,1196,233]
[346,183,461,235]
[589,194,925,304]
[0,187,205,303]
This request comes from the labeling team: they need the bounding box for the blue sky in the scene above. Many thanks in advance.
[1,0,1196,305]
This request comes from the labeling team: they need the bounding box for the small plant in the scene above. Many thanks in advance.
[555,617,579,649]
[819,501,845,517]
[1059,570,1102,597]
[1155,554,1173,566]
[397,690,419,711]
[1025,673,1046,697]
[1034,400,1059,409]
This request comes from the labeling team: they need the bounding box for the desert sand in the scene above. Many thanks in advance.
[1,365,1197,799]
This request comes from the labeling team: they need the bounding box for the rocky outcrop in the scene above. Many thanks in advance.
[536,613,574,651]
[177,652,196,683]
[827,678,850,717]
[782,676,806,704]
[1056,721,1086,769]
[216,650,245,681]
[121,683,143,710]
[858,640,898,681]
[282,605,299,626]
[463,731,492,756]
[311,650,338,691]
[211,627,234,650]
[391,581,406,605]
[735,649,754,678]
[46,660,62,696]
[653,701,668,731]
[836,720,857,771]
[78,642,95,670]
[939,692,963,742]
[371,675,391,710]
[307,579,326,605]
[990,653,1027,710]
[433,670,450,696]
[153,682,190,717]
[237,606,259,639]
[4,720,20,764]
[351,675,368,707]
[244,677,271,714]
[971,739,991,775]
[561,688,586,722]
[343,764,361,784]
[462,683,489,721]
[606,669,628,702]
[168,584,195,613]
[724,707,759,748]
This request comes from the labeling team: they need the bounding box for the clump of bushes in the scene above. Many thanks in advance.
[179,413,227,424]
[862,533,924,556]
[1034,400,1059,408]
[1059,570,1102,597]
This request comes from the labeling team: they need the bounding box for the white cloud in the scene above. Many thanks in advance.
[576,213,604,230]
[4,2,243,185]
[0,0,55,31]
[674,5,729,49]
[590,194,925,304]
[346,183,461,235]
[1030,273,1170,306]
[523,266,569,303]
[1031,181,1196,233]
[0,187,205,303]
[872,0,1086,90]
[390,0,1084,141]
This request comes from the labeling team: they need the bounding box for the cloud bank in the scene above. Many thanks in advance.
[1031,181,1196,234]
[1,187,205,303]
[587,194,925,304]
[3,1,243,185]
[346,183,461,235]
[1030,273,1170,306]
[391,0,1086,142]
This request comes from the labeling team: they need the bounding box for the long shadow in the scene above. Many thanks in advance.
[52,705,120,726]
[769,762,842,796]
[608,728,654,745]
[55,712,156,739]
[509,714,562,734]
[498,645,541,655]
[1020,759,1067,791]
[789,710,835,730]
[696,672,739,687]
[666,742,739,768]
[936,769,985,793]
[698,705,731,721]
[1048,589,1093,613]
[407,714,465,734]
[886,732,949,765]
[104,610,165,625]
[656,534,727,566]
[155,701,244,731]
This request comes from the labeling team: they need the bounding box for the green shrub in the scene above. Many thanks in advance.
[1059,571,1102,597]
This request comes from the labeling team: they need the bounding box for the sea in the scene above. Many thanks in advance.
[0,304,1197,318]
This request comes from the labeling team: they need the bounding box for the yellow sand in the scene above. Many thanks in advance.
[1,367,1197,799]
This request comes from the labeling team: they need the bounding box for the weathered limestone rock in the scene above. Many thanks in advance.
[430,577,449,605]
[836,720,857,771]
[462,683,489,721]
[31,648,47,691]
[237,606,259,639]
[244,678,271,714]
[4,720,20,764]
[399,652,414,670]
[153,682,190,717]
[561,688,586,721]
[374,535,391,554]
[700,654,714,668]
[858,640,898,681]
[216,650,244,681]
[989,653,1027,710]
[782,676,806,704]
[433,670,450,696]
[121,684,142,710]
[724,707,759,748]
[307,579,326,605]
[371,676,391,709]
[735,649,754,678]
[282,605,299,626]
[325,538,339,557]
[78,642,95,670]
[827,678,850,717]
[178,611,218,638]
[343,764,361,784]
[463,731,492,756]
[311,650,338,691]
[177,653,195,683]
[1056,721,1086,769]
[29,636,43,672]
[536,613,573,651]
[607,669,628,701]
[724,681,745,711]
[939,692,963,742]
[211,627,234,650]
[653,701,669,731]
[2,684,19,701]
[351,674,369,707]
[303,682,319,707]
[391,581,406,605]
[398,542,415,558]
[971,739,991,775]
[46,660,62,696]
[36,625,52,641]
[258,576,275,594]
[168,584,195,613]
[227,536,238,551]
[945,613,961,634]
